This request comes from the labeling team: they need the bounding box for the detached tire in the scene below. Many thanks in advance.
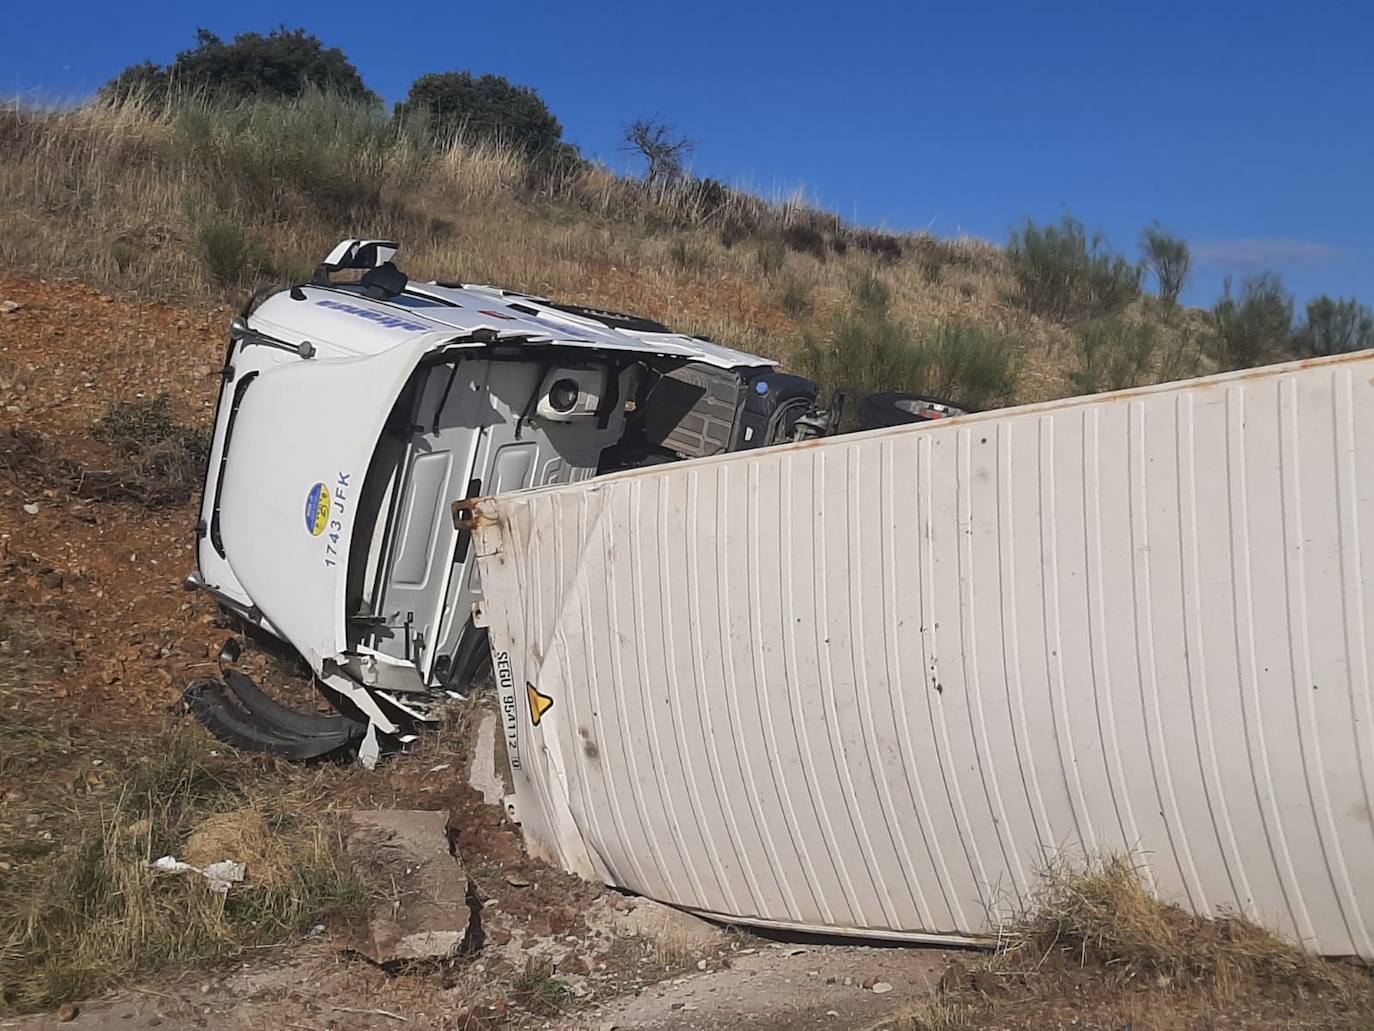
[858,392,968,431]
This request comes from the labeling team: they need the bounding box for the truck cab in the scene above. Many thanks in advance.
[185,239,820,761]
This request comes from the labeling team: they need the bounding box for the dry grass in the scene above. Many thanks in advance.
[0,603,492,1017]
[0,724,367,1014]
[0,95,1252,408]
[879,855,1373,1031]
[509,957,570,1017]
[0,93,1155,407]
[1016,855,1346,989]
[182,808,293,889]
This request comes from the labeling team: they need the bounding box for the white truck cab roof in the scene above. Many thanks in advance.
[248,281,774,370]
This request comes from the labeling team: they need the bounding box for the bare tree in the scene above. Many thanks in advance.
[622,118,694,186]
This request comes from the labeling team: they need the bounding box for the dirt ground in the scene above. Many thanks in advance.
[2,272,1371,1030]
[0,934,963,1030]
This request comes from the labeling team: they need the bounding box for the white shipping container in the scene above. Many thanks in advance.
[471,350,1374,958]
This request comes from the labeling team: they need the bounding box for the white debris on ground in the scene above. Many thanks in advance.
[357,723,381,770]
[148,855,245,894]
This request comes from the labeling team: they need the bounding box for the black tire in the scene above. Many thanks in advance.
[765,397,814,445]
[858,392,968,431]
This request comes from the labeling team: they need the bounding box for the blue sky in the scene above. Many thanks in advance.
[3,0,1370,309]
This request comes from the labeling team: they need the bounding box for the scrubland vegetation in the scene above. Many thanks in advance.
[5,25,1369,418]
[2,85,1366,415]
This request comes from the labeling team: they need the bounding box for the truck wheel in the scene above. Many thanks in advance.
[858,392,968,431]
[765,397,814,445]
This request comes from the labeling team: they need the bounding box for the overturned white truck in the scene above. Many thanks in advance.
[185,240,952,762]
[185,238,1374,959]
[466,348,1374,960]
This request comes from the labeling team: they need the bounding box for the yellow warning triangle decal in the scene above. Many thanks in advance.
[526,682,554,726]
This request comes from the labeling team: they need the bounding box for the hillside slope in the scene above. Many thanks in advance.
[0,94,1218,411]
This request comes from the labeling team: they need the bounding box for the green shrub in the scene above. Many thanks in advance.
[719,218,748,248]
[1212,273,1293,369]
[109,240,138,275]
[689,177,733,220]
[848,267,891,312]
[668,237,710,273]
[918,322,1023,409]
[850,228,904,262]
[1139,222,1190,306]
[99,62,167,104]
[91,395,212,505]
[1294,295,1374,355]
[1157,328,1204,384]
[524,141,587,192]
[781,223,827,261]
[780,280,812,317]
[1071,318,1160,394]
[195,221,272,287]
[395,71,562,155]
[102,27,374,104]
[755,238,786,274]
[797,310,1020,410]
[796,310,905,400]
[1008,214,1141,321]
[911,232,1001,275]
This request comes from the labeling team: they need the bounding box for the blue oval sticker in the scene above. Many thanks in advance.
[304,482,331,536]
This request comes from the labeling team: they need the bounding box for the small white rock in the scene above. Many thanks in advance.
[871,981,894,994]
[22,503,38,515]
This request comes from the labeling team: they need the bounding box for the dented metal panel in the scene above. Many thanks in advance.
[472,351,1374,958]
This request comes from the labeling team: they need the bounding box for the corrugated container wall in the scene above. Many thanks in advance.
[472,351,1374,958]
